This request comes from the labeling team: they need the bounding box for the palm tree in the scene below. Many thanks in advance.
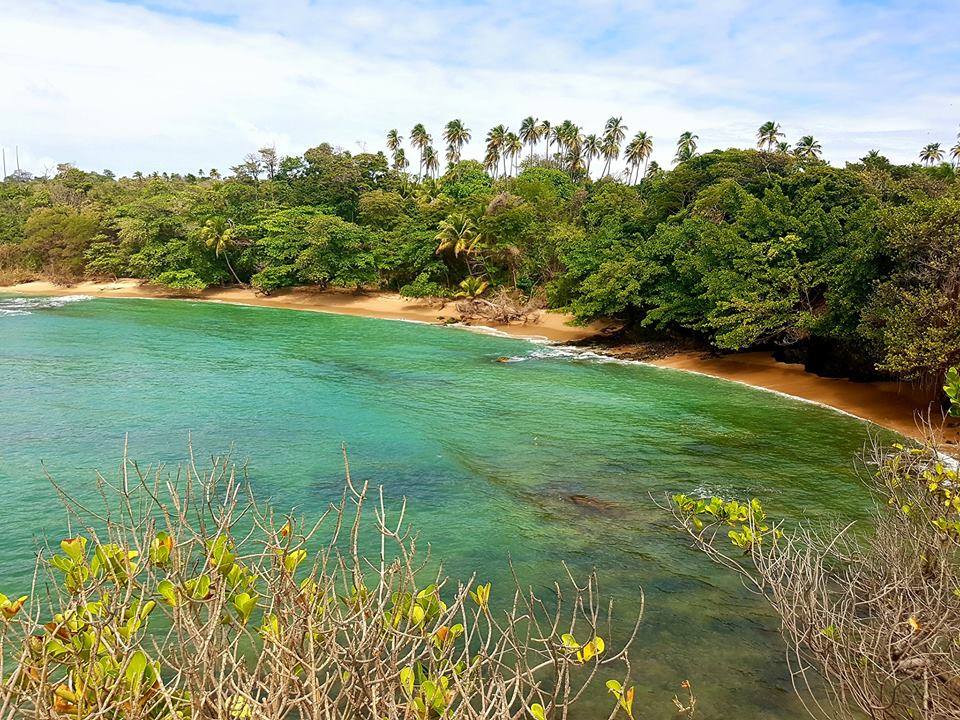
[564,122,585,172]
[547,124,563,161]
[757,121,784,152]
[483,147,500,178]
[392,148,409,172]
[624,131,653,184]
[435,213,480,258]
[386,129,402,155]
[422,145,440,178]
[600,116,628,176]
[455,276,489,299]
[950,138,960,168]
[505,132,522,176]
[793,135,823,160]
[485,125,508,178]
[519,117,539,159]
[410,124,431,178]
[199,217,246,287]
[675,132,699,163]
[539,120,552,158]
[443,119,471,166]
[553,120,581,170]
[583,134,601,175]
[920,143,944,166]
[635,131,653,179]
[776,141,791,154]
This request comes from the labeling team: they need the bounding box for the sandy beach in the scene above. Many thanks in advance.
[3,279,956,445]
[0,279,606,342]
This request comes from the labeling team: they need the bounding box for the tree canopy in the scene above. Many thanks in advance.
[1,131,958,385]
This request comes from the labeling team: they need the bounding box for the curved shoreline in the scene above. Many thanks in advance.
[2,279,956,446]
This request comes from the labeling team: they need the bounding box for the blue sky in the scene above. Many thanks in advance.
[1,0,958,176]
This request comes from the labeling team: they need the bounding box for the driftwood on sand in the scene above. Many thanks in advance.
[456,288,543,325]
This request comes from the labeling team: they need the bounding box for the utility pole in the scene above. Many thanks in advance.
[15,145,20,173]
[2,148,5,180]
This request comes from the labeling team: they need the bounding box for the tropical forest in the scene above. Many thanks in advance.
[2,2,960,719]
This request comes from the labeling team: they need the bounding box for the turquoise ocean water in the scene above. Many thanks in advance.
[0,294,882,717]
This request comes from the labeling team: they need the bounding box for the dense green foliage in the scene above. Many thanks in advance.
[1,139,957,383]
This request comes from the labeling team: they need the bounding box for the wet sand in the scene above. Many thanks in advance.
[3,279,956,446]
[653,351,956,446]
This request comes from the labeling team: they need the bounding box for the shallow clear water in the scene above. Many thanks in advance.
[0,294,882,717]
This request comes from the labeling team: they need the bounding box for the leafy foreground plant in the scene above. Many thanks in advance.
[0,450,642,719]
[670,428,960,720]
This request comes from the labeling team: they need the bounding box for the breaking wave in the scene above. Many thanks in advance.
[0,295,91,317]
[497,344,638,365]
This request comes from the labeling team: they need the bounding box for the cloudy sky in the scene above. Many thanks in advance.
[1,0,958,177]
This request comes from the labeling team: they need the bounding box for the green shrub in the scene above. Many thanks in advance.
[0,454,640,719]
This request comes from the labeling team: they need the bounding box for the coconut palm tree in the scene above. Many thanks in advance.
[757,121,784,152]
[386,129,402,155]
[920,143,944,166]
[794,135,823,160]
[443,119,471,166]
[549,123,566,161]
[199,217,246,287]
[624,131,653,184]
[483,147,500,178]
[634,131,654,179]
[552,121,582,170]
[600,116,628,176]
[410,124,432,178]
[776,141,791,154]
[392,148,409,172]
[583,134,601,175]
[435,213,481,258]
[485,125,509,178]
[519,117,539,159]
[950,139,960,168]
[539,120,552,158]
[505,132,523,176]
[675,132,699,163]
[565,142,585,173]
[422,145,440,178]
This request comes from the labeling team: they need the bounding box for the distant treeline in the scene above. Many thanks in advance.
[0,141,957,385]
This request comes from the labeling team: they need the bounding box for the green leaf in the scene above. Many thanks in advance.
[233,592,258,623]
[185,574,212,601]
[157,579,178,606]
[124,650,156,693]
[60,537,87,562]
[282,549,307,575]
[399,666,415,697]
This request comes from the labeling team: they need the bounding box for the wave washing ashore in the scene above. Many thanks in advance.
[2,279,955,446]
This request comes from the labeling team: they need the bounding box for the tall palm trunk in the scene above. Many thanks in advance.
[223,251,245,288]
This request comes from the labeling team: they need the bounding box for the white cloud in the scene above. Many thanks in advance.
[0,0,957,176]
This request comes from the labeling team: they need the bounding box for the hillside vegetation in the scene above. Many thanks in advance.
[1,133,957,385]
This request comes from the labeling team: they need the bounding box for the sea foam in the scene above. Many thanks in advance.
[0,295,91,316]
